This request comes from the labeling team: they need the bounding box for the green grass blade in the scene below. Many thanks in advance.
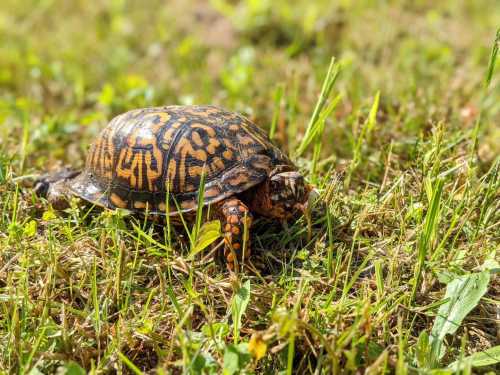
[269,84,284,140]
[410,177,444,304]
[117,351,145,375]
[484,28,499,88]
[296,57,341,157]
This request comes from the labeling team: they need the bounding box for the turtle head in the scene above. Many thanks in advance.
[34,168,80,210]
[265,170,311,220]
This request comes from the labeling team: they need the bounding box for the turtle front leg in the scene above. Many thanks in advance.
[34,167,80,210]
[219,198,253,270]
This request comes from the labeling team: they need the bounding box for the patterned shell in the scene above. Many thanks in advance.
[68,105,293,214]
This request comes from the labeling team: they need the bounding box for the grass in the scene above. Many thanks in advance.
[0,0,499,374]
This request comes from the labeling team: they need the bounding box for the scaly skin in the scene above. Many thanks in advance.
[218,198,253,270]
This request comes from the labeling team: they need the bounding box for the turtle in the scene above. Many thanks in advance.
[34,105,313,269]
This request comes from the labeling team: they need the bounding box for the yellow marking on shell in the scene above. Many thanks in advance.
[210,157,225,171]
[206,138,220,154]
[113,122,165,191]
[157,202,166,211]
[144,147,163,191]
[110,193,127,208]
[191,123,216,137]
[143,111,171,124]
[237,135,254,145]
[204,107,219,115]
[125,123,139,147]
[87,143,97,173]
[161,127,178,150]
[223,138,234,149]
[223,150,233,160]
[192,131,204,147]
[99,137,107,177]
[90,137,100,173]
[92,136,102,175]
[177,153,186,190]
[175,138,208,189]
[134,201,148,209]
[136,133,156,148]
[88,111,143,182]
[116,148,134,179]
[229,124,240,131]
[181,199,196,210]
[188,165,204,177]
[167,159,177,190]
[205,186,220,198]
[243,122,270,148]
[179,139,208,161]
[227,173,247,186]
[134,153,143,189]
[103,127,114,179]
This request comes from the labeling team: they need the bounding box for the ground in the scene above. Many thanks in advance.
[0,0,499,374]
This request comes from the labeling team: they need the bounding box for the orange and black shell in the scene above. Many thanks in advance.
[68,105,293,215]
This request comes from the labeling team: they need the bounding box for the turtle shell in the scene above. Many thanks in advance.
[69,105,293,215]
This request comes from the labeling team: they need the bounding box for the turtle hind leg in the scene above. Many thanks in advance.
[218,198,253,271]
[34,167,80,210]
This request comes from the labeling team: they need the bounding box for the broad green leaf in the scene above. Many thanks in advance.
[189,220,221,257]
[429,271,490,362]
[223,343,251,375]
[448,345,500,371]
[231,279,251,343]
